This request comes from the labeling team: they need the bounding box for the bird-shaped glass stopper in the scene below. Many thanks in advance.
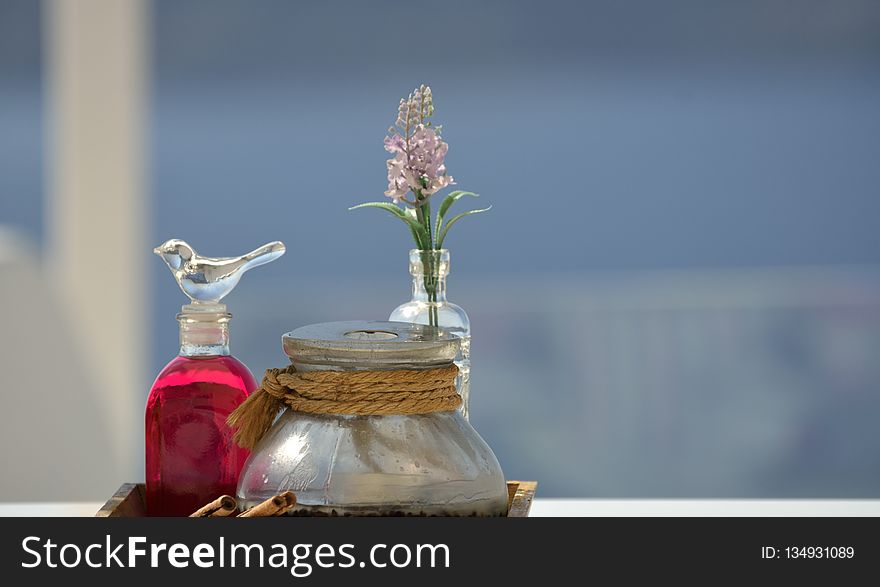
[154,239,286,311]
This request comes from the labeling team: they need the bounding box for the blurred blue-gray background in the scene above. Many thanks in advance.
[2,0,880,499]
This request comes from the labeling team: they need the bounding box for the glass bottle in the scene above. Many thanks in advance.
[147,239,284,516]
[237,321,508,516]
[389,249,472,419]
[146,307,255,516]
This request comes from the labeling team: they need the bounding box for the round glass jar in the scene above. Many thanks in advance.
[236,321,509,516]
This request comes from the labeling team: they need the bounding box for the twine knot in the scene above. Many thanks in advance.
[260,367,290,400]
[227,364,460,450]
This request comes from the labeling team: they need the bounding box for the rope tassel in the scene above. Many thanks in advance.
[227,364,460,450]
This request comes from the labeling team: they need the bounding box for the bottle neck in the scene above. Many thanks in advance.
[408,249,451,304]
[412,274,448,303]
[177,305,231,357]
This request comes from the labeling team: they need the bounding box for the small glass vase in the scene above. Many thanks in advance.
[389,249,472,419]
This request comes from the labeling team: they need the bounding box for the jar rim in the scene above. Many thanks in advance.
[282,320,459,369]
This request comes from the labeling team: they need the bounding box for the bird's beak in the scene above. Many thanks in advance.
[153,247,163,256]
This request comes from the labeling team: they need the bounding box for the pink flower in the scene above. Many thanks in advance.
[384,124,453,202]
[384,134,406,155]
[353,84,487,252]
[385,154,410,203]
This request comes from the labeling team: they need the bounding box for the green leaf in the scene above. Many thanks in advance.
[404,206,430,249]
[436,205,492,248]
[435,191,478,243]
[349,201,407,219]
[349,201,430,249]
[437,191,478,222]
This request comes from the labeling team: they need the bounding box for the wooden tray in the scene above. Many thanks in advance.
[96,481,537,517]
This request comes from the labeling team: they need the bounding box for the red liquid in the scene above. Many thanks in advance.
[145,355,256,516]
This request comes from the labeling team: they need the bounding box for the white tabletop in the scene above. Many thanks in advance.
[1,499,880,517]
[529,499,880,517]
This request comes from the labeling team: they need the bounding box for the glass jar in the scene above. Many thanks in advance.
[237,320,508,516]
[389,249,472,419]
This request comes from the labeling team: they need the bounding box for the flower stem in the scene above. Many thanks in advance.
[411,191,438,327]
[417,248,439,328]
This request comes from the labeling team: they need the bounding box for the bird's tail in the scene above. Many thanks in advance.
[241,241,286,272]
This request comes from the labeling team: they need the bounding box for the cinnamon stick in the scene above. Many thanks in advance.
[190,495,237,518]
[237,491,296,517]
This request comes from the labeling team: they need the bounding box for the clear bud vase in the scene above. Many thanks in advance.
[389,249,472,419]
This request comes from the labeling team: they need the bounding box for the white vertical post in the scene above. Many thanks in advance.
[45,0,148,483]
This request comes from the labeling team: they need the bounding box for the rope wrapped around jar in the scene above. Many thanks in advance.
[227,364,460,450]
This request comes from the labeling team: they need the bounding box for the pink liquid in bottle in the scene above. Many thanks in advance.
[145,355,256,516]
